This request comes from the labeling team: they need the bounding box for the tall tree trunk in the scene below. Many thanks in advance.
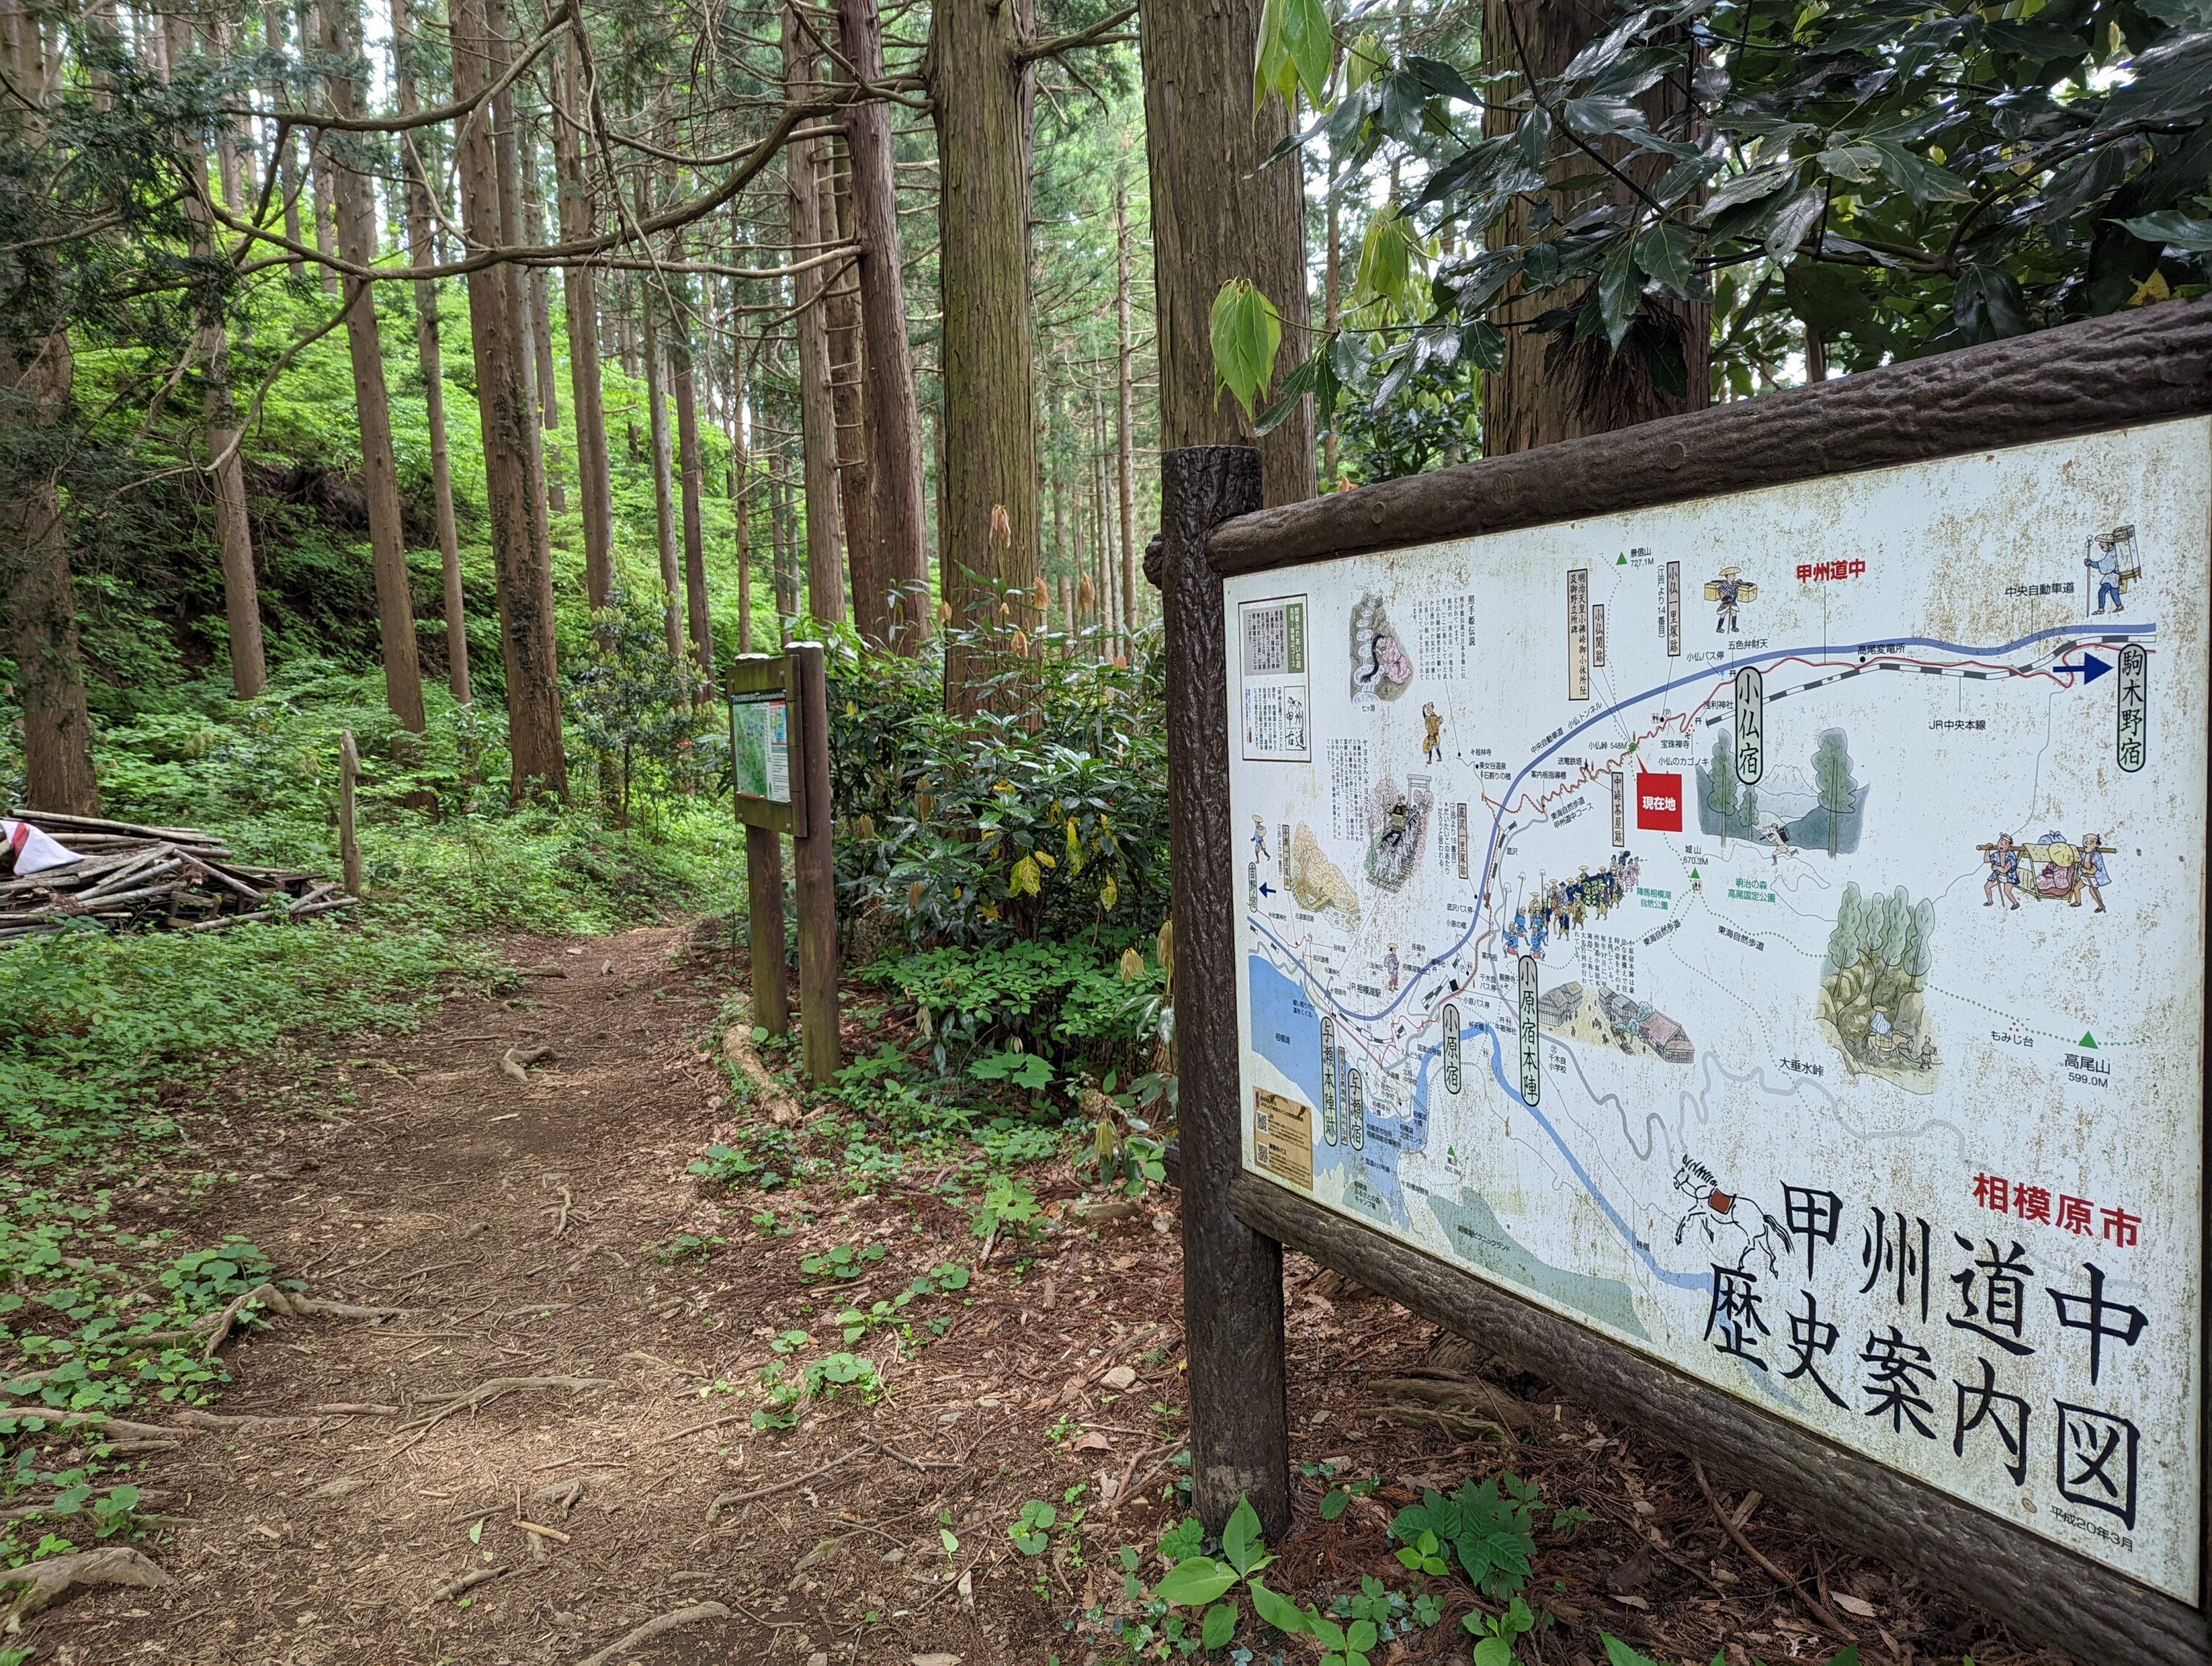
[1138,0,1312,506]
[1323,139,1341,487]
[491,33,554,583]
[550,34,613,609]
[392,0,469,701]
[303,0,339,295]
[1114,176,1137,638]
[821,132,880,643]
[771,452,796,623]
[1,0,98,813]
[668,263,715,689]
[1478,0,1708,451]
[320,0,425,734]
[165,9,268,699]
[728,322,753,654]
[451,0,566,798]
[642,302,685,662]
[781,7,846,625]
[835,0,929,650]
[522,115,565,515]
[930,0,1040,711]
[266,2,305,279]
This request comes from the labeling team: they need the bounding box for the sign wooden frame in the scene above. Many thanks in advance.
[726,647,841,1083]
[1158,300,2212,1666]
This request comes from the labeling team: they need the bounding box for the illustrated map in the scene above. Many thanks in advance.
[1225,418,2208,1598]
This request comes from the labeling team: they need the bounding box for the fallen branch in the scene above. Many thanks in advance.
[577,1601,731,1666]
[201,1284,407,1359]
[418,1566,505,1608]
[705,1448,868,1519]
[0,1546,169,1630]
[512,1518,571,1544]
[397,1375,613,1442]
[502,1044,556,1083]
[1692,1460,1857,1639]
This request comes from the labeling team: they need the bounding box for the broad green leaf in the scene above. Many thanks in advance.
[1153,1555,1240,1607]
[1209,280,1283,420]
[1868,139,1971,204]
[1701,164,1794,217]
[1600,1634,1664,1666]
[1816,142,1882,184]
[1221,1496,1264,1575]
[1252,0,1299,111]
[1280,0,1335,106]
[1347,1619,1378,1652]
[1597,237,1640,348]
[1764,186,1827,261]
[1560,95,1649,139]
[1633,222,1694,296]
[1249,1578,1306,1634]
[1345,30,1387,91]
[1318,1486,1351,1521]
[2118,211,2212,252]
[1202,1598,1238,1650]
[1474,1636,1517,1666]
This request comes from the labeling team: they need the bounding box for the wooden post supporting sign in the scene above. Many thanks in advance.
[1158,445,1291,1538]
[727,647,839,1083]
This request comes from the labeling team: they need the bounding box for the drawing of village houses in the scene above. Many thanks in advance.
[1536,982,1696,1064]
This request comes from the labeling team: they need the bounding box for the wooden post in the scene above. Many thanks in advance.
[1157,446,1288,1535]
[745,825,790,1035]
[787,642,841,1083]
[337,730,363,898]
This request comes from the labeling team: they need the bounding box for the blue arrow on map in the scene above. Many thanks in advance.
[2056,652,2111,684]
[1259,882,1275,898]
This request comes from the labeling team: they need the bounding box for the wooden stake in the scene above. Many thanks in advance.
[787,642,841,1083]
[338,730,363,898]
[745,824,789,1037]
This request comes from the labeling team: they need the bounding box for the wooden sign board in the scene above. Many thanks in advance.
[727,648,839,1083]
[1159,302,2212,1666]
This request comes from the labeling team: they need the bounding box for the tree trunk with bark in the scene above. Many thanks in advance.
[392,0,469,701]
[1,0,99,813]
[165,9,268,700]
[320,0,425,734]
[266,2,306,279]
[490,4,552,591]
[835,0,930,650]
[451,0,566,798]
[781,8,847,626]
[521,114,564,515]
[1138,0,1312,507]
[821,133,879,644]
[669,262,716,689]
[549,35,613,611]
[641,302,686,662]
[1478,0,1708,451]
[1114,176,1137,636]
[931,0,1040,710]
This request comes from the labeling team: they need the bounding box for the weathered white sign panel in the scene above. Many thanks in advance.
[1227,418,2208,1598]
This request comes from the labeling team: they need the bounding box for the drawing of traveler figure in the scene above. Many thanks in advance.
[1980,833,2021,910]
[1421,701,1445,765]
[1385,945,1401,990]
[1503,909,1529,955]
[2084,524,2139,616]
[1251,816,1270,862]
[2075,833,2111,913]
[1703,566,1756,634]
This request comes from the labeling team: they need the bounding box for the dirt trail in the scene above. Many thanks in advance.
[72,924,1105,1666]
[48,924,2050,1666]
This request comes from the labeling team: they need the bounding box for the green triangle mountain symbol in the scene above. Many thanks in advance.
[2079,1032,2098,1049]
[1616,553,1629,566]
[1689,868,1701,880]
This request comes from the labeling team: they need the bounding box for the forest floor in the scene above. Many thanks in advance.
[38,922,2064,1666]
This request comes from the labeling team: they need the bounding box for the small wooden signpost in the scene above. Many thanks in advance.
[727,644,840,1083]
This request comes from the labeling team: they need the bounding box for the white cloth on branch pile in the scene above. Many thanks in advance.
[2,819,85,875]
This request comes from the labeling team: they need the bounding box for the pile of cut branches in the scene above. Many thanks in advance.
[0,811,355,946]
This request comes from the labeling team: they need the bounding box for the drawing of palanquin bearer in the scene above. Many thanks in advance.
[1704,566,1756,633]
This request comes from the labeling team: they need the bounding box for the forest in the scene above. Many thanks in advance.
[0,0,2207,1656]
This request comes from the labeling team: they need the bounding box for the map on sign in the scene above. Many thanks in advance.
[731,696,791,805]
[1226,418,2208,1599]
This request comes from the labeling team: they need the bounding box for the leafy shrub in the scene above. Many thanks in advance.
[827,627,1169,951]
[860,939,1164,1069]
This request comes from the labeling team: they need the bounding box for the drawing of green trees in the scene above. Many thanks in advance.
[1819,884,1937,1084]
[1812,729,1860,856]
[1705,735,1739,843]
